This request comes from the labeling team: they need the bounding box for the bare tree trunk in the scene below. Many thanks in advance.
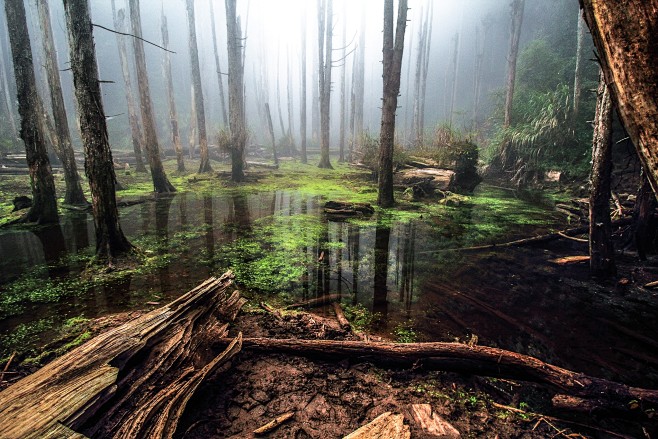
[209,0,228,127]
[161,8,185,172]
[448,32,460,128]
[188,84,196,159]
[185,0,212,173]
[572,10,586,119]
[286,50,296,153]
[579,0,658,195]
[5,0,58,224]
[265,102,278,165]
[63,0,133,260]
[225,0,246,182]
[419,4,432,142]
[338,8,347,163]
[311,29,320,146]
[503,0,525,128]
[412,9,427,148]
[0,23,18,149]
[353,8,366,153]
[128,0,175,193]
[377,0,408,208]
[472,24,486,125]
[110,1,146,173]
[300,14,308,164]
[589,71,615,278]
[317,0,334,169]
[275,52,287,140]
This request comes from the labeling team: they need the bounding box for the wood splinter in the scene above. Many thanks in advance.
[253,411,295,435]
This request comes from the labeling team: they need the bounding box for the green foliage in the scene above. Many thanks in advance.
[343,303,380,332]
[393,320,418,343]
[354,131,409,172]
[517,40,569,92]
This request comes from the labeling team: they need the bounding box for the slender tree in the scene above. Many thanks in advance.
[63,0,133,259]
[188,85,196,159]
[209,0,228,127]
[300,13,308,164]
[225,0,247,181]
[352,7,366,155]
[448,32,460,127]
[111,1,146,173]
[161,8,184,172]
[377,0,408,207]
[338,6,347,162]
[317,0,334,169]
[589,71,615,277]
[5,0,58,224]
[0,21,18,149]
[128,0,175,192]
[37,0,87,206]
[572,10,586,119]
[265,102,278,165]
[503,0,525,128]
[185,0,212,173]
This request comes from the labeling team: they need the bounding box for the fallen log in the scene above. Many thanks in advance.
[0,273,246,439]
[548,255,590,265]
[332,302,351,330]
[217,338,658,410]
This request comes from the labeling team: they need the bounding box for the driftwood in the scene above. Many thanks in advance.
[343,412,410,439]
[220,338,658,411]
[253,411,295,435]
[0,273,246,439]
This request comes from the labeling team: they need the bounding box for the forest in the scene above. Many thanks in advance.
[0,0,657,437]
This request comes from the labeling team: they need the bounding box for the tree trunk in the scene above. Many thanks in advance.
[412,9,427,148]
[286,50,296,153]
[0,15,18,149]
[63,0,133,260]
[185,0,212,174]
[633,171,657,261]
[579,0,658,197]
[472,24,486,125]
[377,0,408,208]
[188,85,196,159]
[209,0,228,128]
[225,0,246,182]
[300,13,308,164]
[589,71,615,277]
[110,1,146,173]
[572,10,586,119]
[503,0,525,128]
[0,274,244,438]
[265,102,278,165]
[160,8,185,172]
[5,0,58,224]
[128,0,175,193]
[317,0,334,169]
[419,6,433,144]
[353,7,366,155]
[448,32,460,128]
[338,8,347,163]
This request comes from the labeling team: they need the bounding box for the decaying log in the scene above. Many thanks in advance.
[343,412,410,439]
[286,293,343,309]
[220,338,658,410]
[260,301,283,320]
[548,255,590,265]
[332,302,351,330]
[324,201,375,217]
[0,273,245,439]
[411,404,460,438]
[253,411,295,435]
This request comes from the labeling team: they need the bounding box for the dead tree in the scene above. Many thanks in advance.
[412,7,429,147]
[110,1,145,173]
[63,0,133,260]
[185,0,212,173]
[161,8,185,172]
[338,7,347,162]
[225,0,247,182]
[317,0,334,169]
[352,8,366,157]
[579,0,658,196]
[377,0,408,208]
[209,0,228,127]
[448,32,460,127]
[4,0,58,224]
[265,102,278,165]
[188,84,196,159]
[589,71,615,277]
[38,0,88,204]
[0,23,18,149]
[300,13,308,164]
[572,10,586,119]
[503,0,525,128]
[128,0,175,193]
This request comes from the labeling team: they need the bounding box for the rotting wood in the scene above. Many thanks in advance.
[411,404,460,438]
[343,411,410,439]
[0,273,245,439]
[332,302,351,330]
[217,337,658,410]
[253,411,295,435]
[548,255,590,265]
[260,302,283,321]
[286,294,343,309]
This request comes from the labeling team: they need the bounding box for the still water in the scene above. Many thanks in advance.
[1,185,657,387]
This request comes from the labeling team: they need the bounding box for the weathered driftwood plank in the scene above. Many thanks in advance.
[0,272,245,439]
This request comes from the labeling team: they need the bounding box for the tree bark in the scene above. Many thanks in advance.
[37,0,87,206]
[188,84,196,159]
[160,8,185,172]
[572,10,586,120]
[589,71,616,277]
[63,0,133,260]
[0,274,244,439]
[448,32,460,127]
[110,1,146,173]
[185,0,212,174]
[265,102,278,165]
[0,23,18,150]
[377,0,408,207]
[128,0,175,193]
[300,13,308,164]
[579,0,658,197]
[5,0,58,224]
[209,0,228,128]
[225,0,247,182]
[338,8,347,163]
[503,0,524,128]
[317,0,334,169]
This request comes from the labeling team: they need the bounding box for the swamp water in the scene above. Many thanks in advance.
[1,185,657,387]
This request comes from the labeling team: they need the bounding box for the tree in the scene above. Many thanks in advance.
[225,0,247,182]
[338,7,347,162]
[589,71,615,277]
[128,0,175,192]
[186,0,212,173]
[37,0,87,206]
[503,0,525,128]
[161,7,185,172]
[377,0,408,208]
[572,10,586,119]
[317,0,333,169]
[4,0,58,224]
[300,13,308,164]
[579,0,658,196]
[110,0,146,173]
[63,0,133,259]
[208,0,228,127]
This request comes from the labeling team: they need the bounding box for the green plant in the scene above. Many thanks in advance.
[393,320,418,343]
[343,303,379,332]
